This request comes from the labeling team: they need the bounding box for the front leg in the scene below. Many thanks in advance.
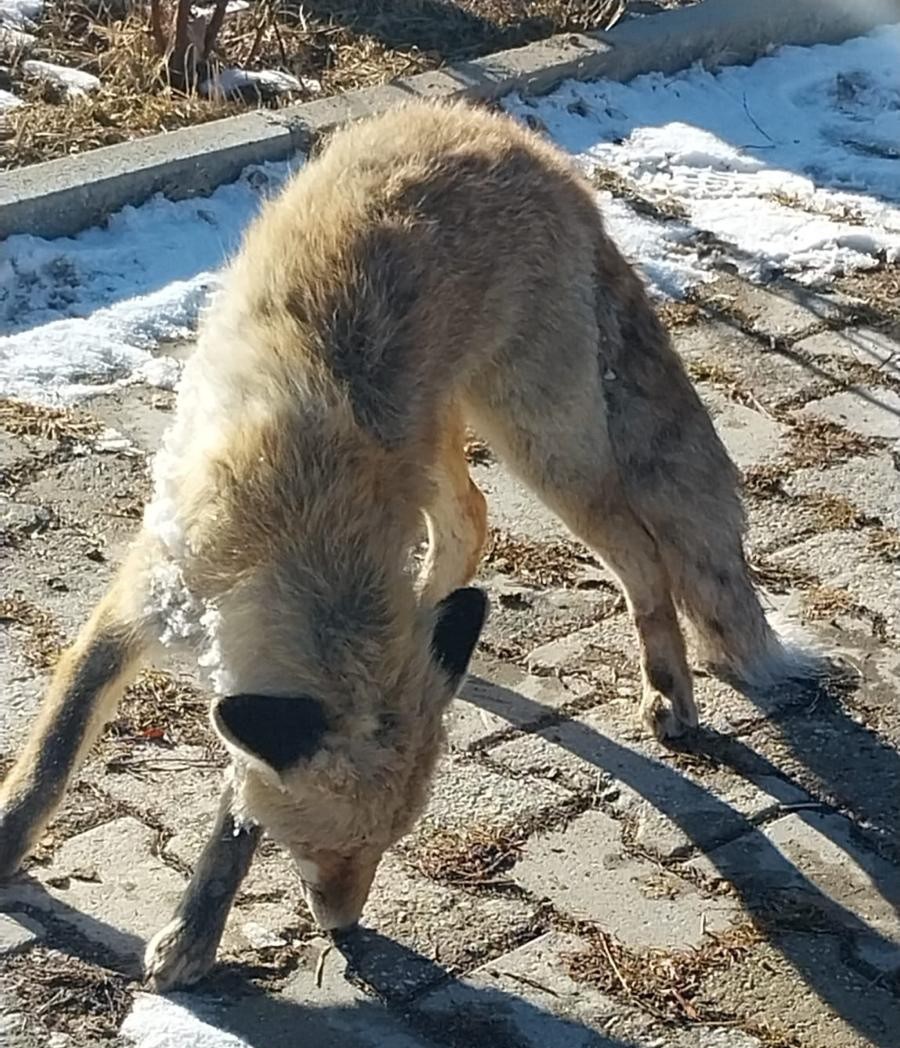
[144,782,261,992]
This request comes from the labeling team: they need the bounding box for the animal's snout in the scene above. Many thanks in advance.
[293,849,381,934]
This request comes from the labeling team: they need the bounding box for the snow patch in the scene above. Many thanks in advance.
[6,27,900,405]
[0,0,42,29]
[21,59,100,97]
[201,66,321,100]
[121,994,252,1048]
[0,162,291,402]
[0,87,22,109]
[505,24,900,284]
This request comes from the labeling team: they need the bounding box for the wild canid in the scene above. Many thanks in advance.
[0,100,827,990]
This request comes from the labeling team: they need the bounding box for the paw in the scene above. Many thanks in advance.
[640,687,698,742]
[0,808,29,881]
[144,917,217,993]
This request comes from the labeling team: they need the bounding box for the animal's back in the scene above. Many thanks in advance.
[212,102,605,450]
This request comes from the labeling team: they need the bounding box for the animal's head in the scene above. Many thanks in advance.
[210,586,487,932]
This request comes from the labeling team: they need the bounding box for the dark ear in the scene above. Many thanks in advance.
[213,694,328,772]
[431,587,488,688]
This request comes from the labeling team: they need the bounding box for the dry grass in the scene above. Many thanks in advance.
[804,491,868,531]
[564,921,784,1032]
[747,557,816,595]
[484,529,602,588]
[111,668,213,746]
[835,263,900,323]
[785,417,884,470]
[658,299,702,330]
[408,824,525,886]
[741,464,789,500]
[869,526,900,563]
[1,0,643,168]
[802,584,859,621]
[0,594,211,745]
[0,397,102,442]
[591,164,688,222]
[0,594,65,667]
[1,947,133,1039]
[764,189,866,227]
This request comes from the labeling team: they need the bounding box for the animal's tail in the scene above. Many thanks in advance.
[0,551,151,877]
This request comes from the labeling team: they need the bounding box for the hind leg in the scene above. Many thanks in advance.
[417,404,488,606]
[469,392,697,740]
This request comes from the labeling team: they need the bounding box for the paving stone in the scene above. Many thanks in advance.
[673,321,828,406]
[512,810,737,948]
[0,500,52,543]
[784,451,900,529]
[414,752,573,839]
[491,693,813,860]
[81,387,175,454]
[697,277,850,340]
[470,461,570,544]
[121,945,438,1048]
[450,655,590,750]
[344,852,539,1001]
[671,1030,765,1048]
[526,614,636,678]
[770,530,900,637]
[687,812,900,975]
[798,387,900,442]
[693,931,900,1048]
[0,630,42,749]
[0,817,186,973]
[794,326,900,380]
[744,494,827,556]
[475,573,621,666]
[0,913,44,956]
[95,748,226,841]
[413,931,661,1048]
[701,388,790,470]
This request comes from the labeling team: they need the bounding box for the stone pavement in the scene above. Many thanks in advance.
[1,270,899,1047]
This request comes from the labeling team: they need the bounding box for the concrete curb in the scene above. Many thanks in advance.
[2,0,899,241]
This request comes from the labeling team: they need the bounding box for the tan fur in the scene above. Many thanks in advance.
[0,101,826,989]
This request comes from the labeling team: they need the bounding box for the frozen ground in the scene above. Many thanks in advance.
[2,20,900,1048]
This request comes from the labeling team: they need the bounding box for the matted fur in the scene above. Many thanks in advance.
[0,100,829,991]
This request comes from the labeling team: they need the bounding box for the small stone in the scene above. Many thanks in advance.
[0,912,44,956]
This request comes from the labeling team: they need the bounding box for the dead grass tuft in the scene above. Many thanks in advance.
[802,585,859,621]
[748,557,816,594]
[409,824,524,887]
[786,417,883,469]
[591,165,688,222]
[2,947,133,1039]
[565,921,771,1028]
[835,263,900,323]
[741,464,788,500]
[0,398,102,443]
[0,594,65,667]
[805,492,869,531]
[658,299,702,330]
[464,432,493,466]
[764,189,866,227]
[484,529,602,588]
[869,526,900,563]
[111,668,213,746]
